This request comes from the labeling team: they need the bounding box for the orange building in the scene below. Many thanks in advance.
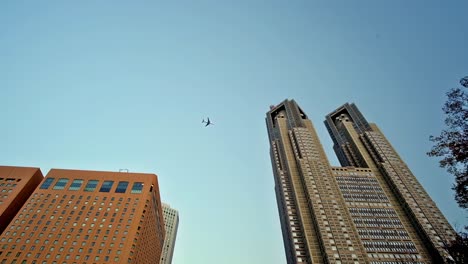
[0,168,165,264]
[0,166,44,235]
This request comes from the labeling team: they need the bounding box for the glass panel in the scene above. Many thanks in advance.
[99,181,114,192]
[84,180,99,192]
[131,182,144,194]
[52,178,69,190]
[40,178,55,190]
[115,181,129,193]
[69,179,84,191]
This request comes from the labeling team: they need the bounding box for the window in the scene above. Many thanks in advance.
[53,179,69,190]
[84,180,99,192]
[115,182,129,193]
[40,178,55,190]
[99,181,114,193]
[131,182,144,194]
[69,179,84,191]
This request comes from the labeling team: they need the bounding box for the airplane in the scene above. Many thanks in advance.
[202,117,214,127]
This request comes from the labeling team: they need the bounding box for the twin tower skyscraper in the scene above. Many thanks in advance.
[266,100,456,264]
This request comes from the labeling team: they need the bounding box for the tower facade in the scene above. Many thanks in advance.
[266,100,456,264]
[0,168,165,264]
[0,166,44,235]
[160,203,179,264]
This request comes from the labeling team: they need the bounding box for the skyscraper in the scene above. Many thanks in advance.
[266,100,456,264]
[0,168,165,264]
[0,166,44,235]
[160,203,179,264]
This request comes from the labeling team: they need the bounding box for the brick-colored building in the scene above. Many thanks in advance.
[0,168,165,264]
[0,166,44,235]
[266,100,456,264]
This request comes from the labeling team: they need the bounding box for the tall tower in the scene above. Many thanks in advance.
[0,166,44,235]
[266,100,456,264]
[160,203,179,264]
[0,168,166,264]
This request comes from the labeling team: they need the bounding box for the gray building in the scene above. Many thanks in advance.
[160,203,179,264]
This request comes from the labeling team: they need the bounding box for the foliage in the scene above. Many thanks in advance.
[446,228,468,264]
[428,76,468,209]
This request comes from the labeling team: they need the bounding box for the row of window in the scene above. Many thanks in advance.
[336,176,379,184]
[342,193,389,202]
[353,218,403,228]
[332,170,372,176]
[367,253,422,261]
[1,255,120,263]
[0,178,21,182]
[349,208,397,217]
[338,184,384,192]
[40,178,144,194]
[0,183,17,187]
[363,241,417,253]
[357,229,410,239]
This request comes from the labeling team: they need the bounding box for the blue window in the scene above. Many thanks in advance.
[84,180,99,192]
[115,181,129,193]
[99,181,114,192]
[69,179,84,191]
[52,178,69,190]
[40,178,55,190]
[131,182,144,194]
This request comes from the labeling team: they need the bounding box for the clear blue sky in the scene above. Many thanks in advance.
[1,1,467,263]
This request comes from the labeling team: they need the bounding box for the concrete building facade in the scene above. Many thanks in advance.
[160,203,179,264]
[266,100,456,264]
[0,166,44,235]
[0,168,165,264]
